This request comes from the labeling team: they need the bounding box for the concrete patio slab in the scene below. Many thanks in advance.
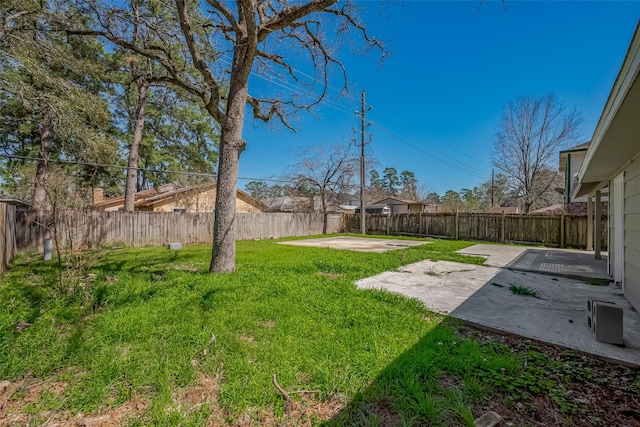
[457,244,527,267]
[356,259,640,366]
[458,244,609,281]
[278,236,430,253]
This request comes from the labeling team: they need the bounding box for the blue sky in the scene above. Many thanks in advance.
[238,1,640,195]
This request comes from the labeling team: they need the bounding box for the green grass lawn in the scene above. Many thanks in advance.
[0,236,632,426]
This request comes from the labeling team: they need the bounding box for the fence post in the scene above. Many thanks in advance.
[418,211,422,237]
[501,211,506,243]
[386,213,390,235]
[560,211,565,248]
[455,210,459,240]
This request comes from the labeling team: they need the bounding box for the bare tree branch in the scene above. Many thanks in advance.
[493,93,583,213]
[175,0,226,123]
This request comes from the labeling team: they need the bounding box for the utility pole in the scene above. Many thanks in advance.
[357,91,370,235]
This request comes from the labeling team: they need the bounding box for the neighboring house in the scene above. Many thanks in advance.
[559,141,608,214]
[528,204,564,216]
[364,198,427,214]
[574,21,640,312]
[559,141,590,205]
[0,192,30,211]
[266,196,313,213]
[488,206,520,215]
[94,183,268,213]
[266,195,350,213]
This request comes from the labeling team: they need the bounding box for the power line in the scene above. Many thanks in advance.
[371,106,488,169]
[238,54,490,177]
[242,60,490,178]
[92,2,489,184]
[0,154,291,183]
[371,123,487,180]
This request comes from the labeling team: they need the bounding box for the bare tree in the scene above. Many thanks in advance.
[68,0,383,272]
[286,143,358,234]
[493,93,582,214]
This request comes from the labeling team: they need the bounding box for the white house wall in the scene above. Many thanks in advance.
[624,159,640,311]
[609,179,615,277]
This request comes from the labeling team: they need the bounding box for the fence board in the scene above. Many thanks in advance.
[345,213,608,250]
[14,210,343,251]
[10,209,608,256]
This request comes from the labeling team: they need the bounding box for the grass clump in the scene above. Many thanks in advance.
[508,283,540,298]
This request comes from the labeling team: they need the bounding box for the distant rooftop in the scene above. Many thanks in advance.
[560,141,590,152]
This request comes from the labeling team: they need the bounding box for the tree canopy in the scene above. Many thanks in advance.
[61,0,383,272]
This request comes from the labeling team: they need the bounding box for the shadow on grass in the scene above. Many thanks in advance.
[323,319,514,427]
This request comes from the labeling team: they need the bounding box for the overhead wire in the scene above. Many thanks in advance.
[371,123,487,180]
[239,56,490,179]
[371,107,489,175]
[71,4,489,183]
[0,154,290,183]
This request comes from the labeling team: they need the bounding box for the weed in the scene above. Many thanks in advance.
[490,282,505,288]
[508,283,540,298]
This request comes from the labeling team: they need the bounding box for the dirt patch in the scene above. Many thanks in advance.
[58,396,149,427]
[455,325,640,427]
[3,324,638,426]
[238,335,255,343]
[262,320,276,329]
[256,395,346,426]
[1,378,52,426]
[0,375,149,427]
[361,396,402,427]
[317,272,342,280]
[182,373,221,407]
[439,373,463,390]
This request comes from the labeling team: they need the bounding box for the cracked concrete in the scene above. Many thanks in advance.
[278,236,430,253]
[357,254,640,366]
[277,237,637,365]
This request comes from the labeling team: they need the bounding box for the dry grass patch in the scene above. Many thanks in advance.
[316,272,342,279]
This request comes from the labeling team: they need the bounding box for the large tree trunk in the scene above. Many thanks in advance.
[124,80,149,211]
[321,189,328,235]
[210,74,248,273]
[32,109,53,215]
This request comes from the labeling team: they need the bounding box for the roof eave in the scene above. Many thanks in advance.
[578,20,640,189]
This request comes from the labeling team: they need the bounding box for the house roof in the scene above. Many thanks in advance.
[265,196,308,211]
[575,21,640,197]
[487,206,520,214]
[94,188,157,209]
[96,182,269,212]
[560,141,590,153]
[371,197,423,206]
[266,195,346,212]
[528,204,564,215]
[559,141,591,173]
[136,182,217,208]
[0,192,30,209]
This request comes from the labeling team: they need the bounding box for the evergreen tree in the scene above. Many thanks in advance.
[0,0,118,211]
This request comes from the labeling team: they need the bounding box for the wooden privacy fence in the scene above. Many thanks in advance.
[345,213,608,250]
[15,210,344,251]
[0,203,17,273]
